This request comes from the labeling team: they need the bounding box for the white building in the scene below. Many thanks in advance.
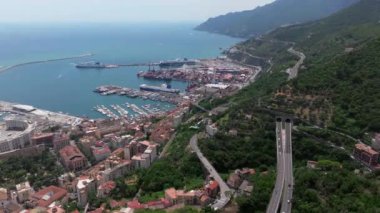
[76,177,96,208]
[15,181,34,203]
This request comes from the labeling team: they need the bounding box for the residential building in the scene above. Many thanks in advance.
[0,188,9,209]
[97,181,116,198]
[164,188,198,206]
[30,186,67,208]
[132,154,150,169]
[353,143,379,167]
[165,188,177,205]
[91,141,111,162]
[76,176,96,207]
[15,181,35,203]
[53,133,70,151]
[205,181,219,198]
[31,132,54,146]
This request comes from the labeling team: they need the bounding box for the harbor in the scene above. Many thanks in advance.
[94,85,184,105]
[136,58,260,92]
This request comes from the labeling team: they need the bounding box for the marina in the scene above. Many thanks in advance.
[92,102,166,119]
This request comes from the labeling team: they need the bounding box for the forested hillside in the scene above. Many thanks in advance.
[196,0,358,38]
[197,1,380,211]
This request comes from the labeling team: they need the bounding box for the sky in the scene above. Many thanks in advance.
[0,0,274,23]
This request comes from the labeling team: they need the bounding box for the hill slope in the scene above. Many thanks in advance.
[227,0,380,136]
[196,0,358,38]
[197,1,380,212]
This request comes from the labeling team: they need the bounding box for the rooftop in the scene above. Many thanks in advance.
[165,188,177,199]
[59,145,86,162]
[13,104,36,112]
[32,186,67,208]
[355,143,379,155]
[0,188,8,200]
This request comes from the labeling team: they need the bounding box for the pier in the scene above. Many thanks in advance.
[0,53,93,73]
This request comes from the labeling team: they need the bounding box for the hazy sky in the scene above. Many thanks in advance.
[0,0,274,23]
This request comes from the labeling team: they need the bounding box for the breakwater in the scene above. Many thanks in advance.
[0,53,93,73]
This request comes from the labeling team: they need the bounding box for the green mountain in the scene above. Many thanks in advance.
[197,1,380,211]
[228,0,380,136]
[196,0,359,38]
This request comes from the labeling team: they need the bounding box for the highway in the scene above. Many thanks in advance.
[266,119,286,213]
[190,135,232,211]
[280,119,294,213]
[267,118,294,213]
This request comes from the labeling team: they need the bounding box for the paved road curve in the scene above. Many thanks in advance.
[266,119,286,213]
[190,135,232,211]
[287,47,305,80]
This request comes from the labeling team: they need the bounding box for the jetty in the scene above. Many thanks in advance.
[0,53,93,73]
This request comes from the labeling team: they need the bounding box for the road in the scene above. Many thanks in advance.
[287,47,305,80]
[266,119,286,213]
[267,118,294,213]
[189,135,232,211]
[280,119,294,213]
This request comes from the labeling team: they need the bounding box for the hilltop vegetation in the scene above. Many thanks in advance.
[196,0,358,38]
[197,0,380,212]
[227,0,380,137]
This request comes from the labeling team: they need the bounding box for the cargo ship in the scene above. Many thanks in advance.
[140,84,180,94]
[159,58,197,69]
[76,62,118,69]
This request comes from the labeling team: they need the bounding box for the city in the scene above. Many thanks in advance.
[1,0,380,213]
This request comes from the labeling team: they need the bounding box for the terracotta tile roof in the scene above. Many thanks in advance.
[59,145,86,162]
[208,181,219,191]
[99,181,116,191]
[127,199,144,209]
[32,186,67,208]
[355,143,379,155]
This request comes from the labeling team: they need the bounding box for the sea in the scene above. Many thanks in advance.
[0,23,241,118]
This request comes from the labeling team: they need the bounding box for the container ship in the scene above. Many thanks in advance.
[76,62,118,69]
[159,58,197,69]
[140,84,180,94]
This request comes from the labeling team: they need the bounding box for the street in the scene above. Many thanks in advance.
[189,135,232,210]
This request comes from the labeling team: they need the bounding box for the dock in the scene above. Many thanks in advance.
[94,85,182,104]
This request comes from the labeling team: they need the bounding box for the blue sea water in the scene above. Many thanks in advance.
[0,23,241,118]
